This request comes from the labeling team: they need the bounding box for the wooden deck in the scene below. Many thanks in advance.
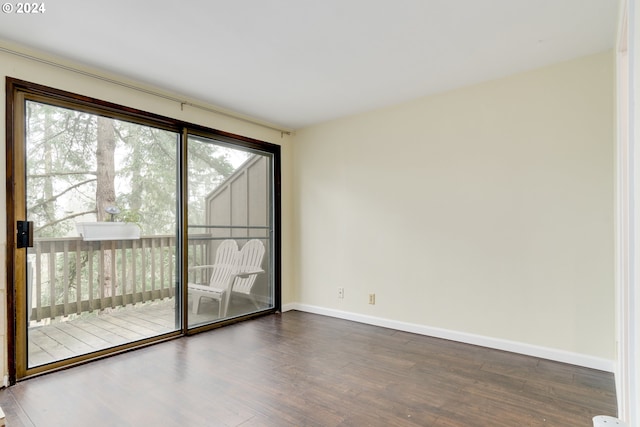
[28,298,222,367]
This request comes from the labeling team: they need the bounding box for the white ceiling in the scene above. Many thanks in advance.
[0,0,619,130]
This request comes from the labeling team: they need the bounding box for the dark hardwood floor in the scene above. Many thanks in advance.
[0,311,617,426]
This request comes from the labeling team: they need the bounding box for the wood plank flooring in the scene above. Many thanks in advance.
[1,311,617,426]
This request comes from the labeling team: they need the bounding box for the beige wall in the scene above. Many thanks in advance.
[0,44,295,382]
[292,51,615,360]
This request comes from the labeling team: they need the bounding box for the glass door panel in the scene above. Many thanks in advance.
[186,135,274,328]
[24,100,180,369]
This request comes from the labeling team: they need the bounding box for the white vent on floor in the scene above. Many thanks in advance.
[593,415,628,426]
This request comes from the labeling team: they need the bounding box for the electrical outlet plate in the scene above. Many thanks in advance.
[593,416,627,426]
[369,293,375,304]
[338,287,344,299]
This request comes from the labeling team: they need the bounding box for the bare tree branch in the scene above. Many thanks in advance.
[35,210,97,232]
[29,178,97,211]
[113,125,129,144]
[28,171,96,178]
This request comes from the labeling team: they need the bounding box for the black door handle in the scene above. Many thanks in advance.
[17,221,33,248]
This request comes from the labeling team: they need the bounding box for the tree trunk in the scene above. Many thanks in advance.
[43,108,55,227]
[96,117,117,298]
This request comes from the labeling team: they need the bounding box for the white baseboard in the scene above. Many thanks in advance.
[282,302,615,373]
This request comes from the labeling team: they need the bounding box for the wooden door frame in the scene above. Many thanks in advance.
[5,77,21,385]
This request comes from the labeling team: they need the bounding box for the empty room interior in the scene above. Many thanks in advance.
[0,0,638,426]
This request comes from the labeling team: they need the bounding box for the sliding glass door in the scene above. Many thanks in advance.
[8,79,280,381]
[186,135,275,328]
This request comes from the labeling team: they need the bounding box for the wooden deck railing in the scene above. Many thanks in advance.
[26,235,208,322]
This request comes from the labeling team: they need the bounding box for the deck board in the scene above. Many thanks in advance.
[57,319,127,346]
[27,299,185,367]
[27,297,269,368]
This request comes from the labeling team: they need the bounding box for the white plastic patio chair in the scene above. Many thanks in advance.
[224,239,266,314]
[188,239,238,317]
[188,239,265,318]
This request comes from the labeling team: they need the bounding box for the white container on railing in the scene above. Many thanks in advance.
[76,222,141,241]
